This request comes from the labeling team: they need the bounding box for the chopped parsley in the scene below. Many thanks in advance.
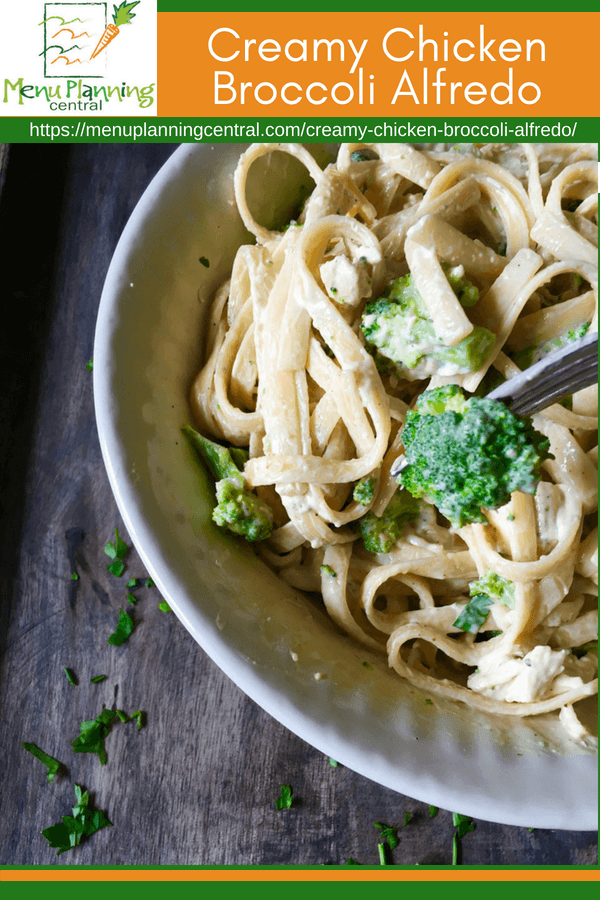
[71,572,79,581]
[71,707,144,763]
[452,812,475,837]
[104,529,128,560]
[328,758,339,767]
[378,843,389,865]
[375,821,398,850]
[453,592,495,634]
[63,667,77,686]
[126,578,138,588]
[103,528,129,578]
[452,811,476,863]
[107,608,134,646]
[429,805,438,818]
[85,359,93,371]
[454,571,515,634]
[573,640,598,658]
[320,565,337,578]
[346,858,361,865]
[90,675,106,684]
[126,592,137,605]
[351,148,378,162]
[22,742,62,783]
[275,784,293,810]
[130,709,144,731]
[158,600,172,612]
[145,577,155,588]
[199,257,210,268]
[41,784,111,856]
[403,811,412,827]
[71,709,117,765]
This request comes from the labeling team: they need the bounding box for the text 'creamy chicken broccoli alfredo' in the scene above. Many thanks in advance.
[187,142,598,749]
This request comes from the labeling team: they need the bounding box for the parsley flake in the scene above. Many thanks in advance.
[85,359,93,371]
[403,811,411,826]
[71,709,117,765]
[63,667,77,686]
[71,572,79,581]
[22,742,62,783]
[126,592,137,605]
[90,675,106,684]
[41,784,111,856]
[275,784,293,810]
[452,812,476,863]
[145,577,155,588]
[452,812,476,838]
[126,578,138,588]
[107,560,125,578]
[108,608,134,646]
[158,600,172,612]
[328,758,339,767]
[199,257,210,268]
[452,832,459,865]
[375,821,398,849]
[103,528,129,577]
[103,528,127,560]
[429,805,438,818]
[453,593,495,634]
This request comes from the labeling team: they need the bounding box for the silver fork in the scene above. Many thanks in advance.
[390,331,598,477]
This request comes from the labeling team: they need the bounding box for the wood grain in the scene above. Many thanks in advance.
[0,144,596,866]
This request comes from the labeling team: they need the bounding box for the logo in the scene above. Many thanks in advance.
[1,1,157,115]
[41,2,141,78]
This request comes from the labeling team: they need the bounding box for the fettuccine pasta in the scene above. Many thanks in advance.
[190,143,598,749]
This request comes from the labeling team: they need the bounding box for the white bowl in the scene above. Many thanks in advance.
[94,143,597,831]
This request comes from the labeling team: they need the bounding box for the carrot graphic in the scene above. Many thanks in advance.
[89,1,140,60]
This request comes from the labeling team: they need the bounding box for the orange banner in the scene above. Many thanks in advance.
[2,869,600,881]
[157,11,599,117]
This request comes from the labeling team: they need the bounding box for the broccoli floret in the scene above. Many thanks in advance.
[399,385,552,528]
[212,479,273,541]
[360,272,494,378]
[353,475,376,506]
[512,322,590,370]
[182,425,273,542]
[453,571,514,633]
[359,488,420,553]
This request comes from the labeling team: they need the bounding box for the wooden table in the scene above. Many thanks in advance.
[0,143,596,867]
